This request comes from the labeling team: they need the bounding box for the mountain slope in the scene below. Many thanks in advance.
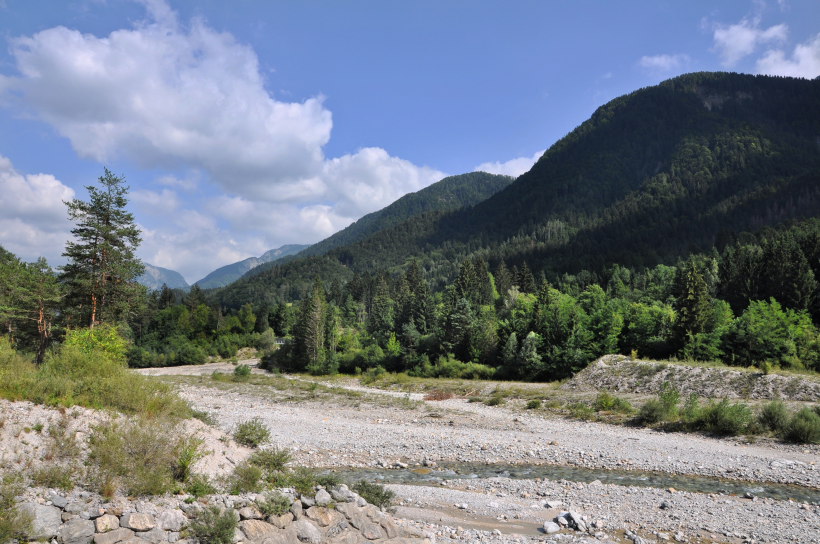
[195,244,309,289]
[216,72,820,307]
[138,264,190,291]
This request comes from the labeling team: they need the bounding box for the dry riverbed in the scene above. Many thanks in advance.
[130,361,820,543]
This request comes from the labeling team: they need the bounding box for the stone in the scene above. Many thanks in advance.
[355,497,366,508]
[324,517,349,538]
[334,502,359,520]
[94,528,134,544]
[230,528,243,544]
[95,515,120,533]
[120,514,155,532]
[167,534,179,544]
[62,513,75,522]
[546,501,563,509]
[105,508,123,518]
[64,503,86,514]
[660,501,671,510]
[556,516,568,527]
[290,500,303,520]
[293,519,322,544]
[50,496,69,509]
[254,530,299,544]
[19,504,63,540]
[542,522,561,534]
[155,511,185,533]
[238,507,261,521]
[138,529,167,544]
[119,538,150,544]
[304,507,340,527]
[379,519,398,539]
[330,486,355,503]
[58,518,95,544]
[267,513,293,530]
[86,509,105,520]
[300,496,315,508]
[314,490,332,507]
[238,520,276,541]
[568,511,586,532]
[360,523,383,541]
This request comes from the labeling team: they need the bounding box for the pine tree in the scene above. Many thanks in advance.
[518,262,536,294]
[494,260,512,298]
[473,257,494,305]
[368,276,393,339]
[184,283,206,311]
[673,257,712,345]
[502,332,518,367]
[158,284,176,309]
[296,277,326,365]
[455,259,478,305]
[60,168,144,327]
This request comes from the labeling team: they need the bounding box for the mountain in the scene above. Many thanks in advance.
[195,244,309,289]
[297,172,516,258]
[215,72,820,307]
[138,264,190,291]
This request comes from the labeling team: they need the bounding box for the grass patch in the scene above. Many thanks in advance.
[255,492,291,517]
[233,418,270,447]
[352,480,395,512]
[249,447,292,473]
[31,465,75,491]
[525,399,541,410]
[484,396,505,406]
[188,505,237,544]
[227,462,263,495]
[592,392,634,414]
[567,402,594,421]
[233,364,251,380]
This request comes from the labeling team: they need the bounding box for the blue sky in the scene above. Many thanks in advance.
[1,0,818,283]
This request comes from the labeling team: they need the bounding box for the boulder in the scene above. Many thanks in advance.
[330,486,355,503]
[324,517,349,538]
[121,514,155,532]
[290,500,303,521]
[360,523,383,541]
[18,503,63,540]
[334,502,359,520]
[293,519,321,544]
[304,507,341,527]
[238,507,262,521]
[139,528,168,544]
[267,513,293,530]
[156,511,186,532]
[238,520,276,541]
[95,515,120,533]
[58,518,96,544]
[379,519,398,539]
[314,490,332,507]
[94,528,135,544]
[542,521,561,534]
[50,495,70,509]
[64,503,86,514]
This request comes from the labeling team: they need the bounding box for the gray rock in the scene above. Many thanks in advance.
[556,516,568,527]
[139,529,167,544]
[120,514,155,532]
[325,518,349,538]
[237,507,261,521]
[330,486,355,503]
[94,528,134,544]
[19,504,63,540]
[355,497,367,507]
[50,496,69,509]
[167,534,179,544]
[230,528,243,544]
[568,511,586,532]
[290,500,303,520]
[238,520,275,540]
[119,537,150,544]
[334,502,359,520]
[379,519,398,539]
[542,521,561,534]
[64,503,86,515]
[58,518,95,544]
[292,519,321,544]
[94,515,119,533]
[300,496,315,508]
[360,523,383,540]
[267,513,293,530]
[155,511,185,532]
[85,509,105,520]
[314,489,331,507]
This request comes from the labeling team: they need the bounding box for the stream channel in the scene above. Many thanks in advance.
[323,462,820,503]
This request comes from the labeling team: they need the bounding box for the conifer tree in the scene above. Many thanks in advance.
[673,257,712,345]
[494,260,512,298]
[296,277,326,365]
[455,259,478,305]
[518,262,536,294]
[368,276,393,339]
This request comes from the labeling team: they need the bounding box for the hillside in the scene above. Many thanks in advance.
[138,263,189,291]
[216,72,820,306]
[195,244,308,289]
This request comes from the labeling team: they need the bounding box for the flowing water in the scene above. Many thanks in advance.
[324,462,820,503]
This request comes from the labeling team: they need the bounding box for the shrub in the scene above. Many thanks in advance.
[228,462,262,495]
[287,466,319,496]
[567,403,594,421]
[0,475,32,544]
[484,396,505,406]
[759,400,789,433]
[89,417,181,496]
[352,480,395,511]
[360,366,386,385]
[249,447,292,473]
[423,390,453,401]
[526,399,541,410]
[31,465,75,491]
[637,399,668,425]
[233,364,251,380]
[234,419,270,447]
[698,399,753,436]
[467,397,483,403]
[174,436,206,483]
[188,506,237,544]
[784,408,820,444]
[63,325,128,363]
[186,474,217,498]
[593,392,634,414]
[256,492,291,517]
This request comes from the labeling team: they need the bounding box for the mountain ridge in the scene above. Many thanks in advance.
[195,244,309,289]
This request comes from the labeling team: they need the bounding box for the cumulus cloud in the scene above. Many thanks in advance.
[638,54,690,75]
[709,17,788,67]
[0,0,447,281]
[756,32,820,78]
[0,154,74,264]
[474,150,545,178]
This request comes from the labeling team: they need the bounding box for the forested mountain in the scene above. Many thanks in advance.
[215,72,820,308]
[195,244,309,288]
[294,172,515,259]
[138,264,189,291]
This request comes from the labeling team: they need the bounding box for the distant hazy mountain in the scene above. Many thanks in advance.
[195,244,309,289]
[138,264,190,291]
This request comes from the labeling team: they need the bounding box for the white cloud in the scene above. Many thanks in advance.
[710,17,787,67]
[474,150,545,178]
[0,0,448,281]
[638,54,690,75]
[0,154,74,264]
[756,32,820,78]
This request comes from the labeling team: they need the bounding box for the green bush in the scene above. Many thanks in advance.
[188,506,237,544]
[637,399,668,425]
[186,474,217,498]
[484,396,505,406]
[352,480,395,511]
[228,462,262,495]
[698,399,753,436]
[759,400,789,433]
[593,392,634,414]
[233,364,251,380]
[525,399,541,410]
[31,465,75,491]
[0,475,32,543]
[173,436,206,483]
[567,402,594,421]
[249,447,292,473]
[784,408,820,444]
[256,492,291,517]
[233,419,270,447]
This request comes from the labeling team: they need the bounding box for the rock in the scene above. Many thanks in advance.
[19,504,63,540]
[230,528,243,544]
[658,533,670,541]
[62,513,75,522]
[292,519,322,544]
[50,496,69,509]
[492,529,502,536]
[95,515,120,533]
[139,528,168,544]
[543,521,561,534]
[334,502,359,520]
[86,509,105,520]
[589,480,602,486]
[267,513,293,530]
[120,538,150,544]
[546,501,563,509]
[120,514,155,532]
[556,516,568,527]
[355,497,367,508]
[314,490,332,507]
[238,507,261,521]
[239,520,276,541]
[300,496,315,508]
[360,523,383,540]
[106,508,123,518]
[568,511,586,532]
[58,518,95,544]
[304,507,340,527]
[167,533,179,544]
[64,503,85,515]
[325,517,349,538]
[379,519,398,539]
[155,511,185,533]
[94,528,134,544]
[290,500,303,520]
[330,486,355,503]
